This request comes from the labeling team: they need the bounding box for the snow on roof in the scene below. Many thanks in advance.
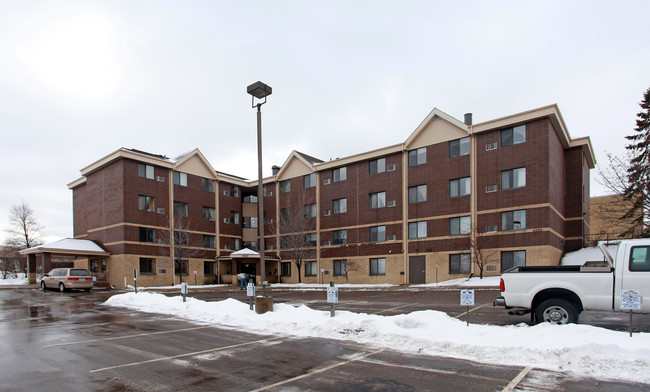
[229,248,259,257]
[21,238,110,255]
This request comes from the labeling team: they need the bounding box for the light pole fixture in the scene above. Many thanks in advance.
[247,81,272,297]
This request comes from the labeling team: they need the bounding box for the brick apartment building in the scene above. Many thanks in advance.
[66,104,594,288]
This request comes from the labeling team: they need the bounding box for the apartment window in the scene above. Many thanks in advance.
[450,177,471,198]
[280,208,290,222]
[138,227,155,243]
[304,233,317,247]
[203,235,216,249]
[204,261,216,275]
[230,184,239,197]
[449,254,471,274]
[231,238,241,250]
[501,251,526,271]
[369,225,386,242]
[244,241,257,251]
[243,217,258,228]
[138,164,154,179]
[139,258,156,274]
[280,180,291,194]
[173,171,188,187]
[90,258,106,273]
[449,137,470,158]
[501,125,526,147]
[202,178,215,192]
[333,230,347,245]
[501,167,526,190]
[174,259,189,276]
[334,260,347,276]
[408,185,427,204]
[304,203,316,219]
[369,158,386,175]
[174,231,189,246]
[333,198,347,214]
[370,191,386,209]
[281,262,291,277]
[408,221,427,239]
[450,216,471,235]
[305,261,317,276]
[408,147,426,166]
[230,211,240,224]
[501,210,527,231]
[333,167,347,182]
[174,202,188,217]
[138,195,155,212]
[304,173,316,188]
[203,207,216,221]
[370,258,386,275]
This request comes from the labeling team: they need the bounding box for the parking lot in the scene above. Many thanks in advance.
[1,285,649,391]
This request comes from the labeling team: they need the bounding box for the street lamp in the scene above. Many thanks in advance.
[247,81,272,297]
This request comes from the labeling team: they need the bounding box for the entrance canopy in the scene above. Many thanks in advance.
[21,238,110,257]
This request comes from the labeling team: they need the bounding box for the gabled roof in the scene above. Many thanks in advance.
[274,150,320,180]
[404,107,469,149]
[173,148,219,180]
[229,248,259,258]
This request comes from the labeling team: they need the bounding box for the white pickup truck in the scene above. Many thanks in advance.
[495,239,650,324]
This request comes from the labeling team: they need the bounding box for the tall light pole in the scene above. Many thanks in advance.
[247,81,272,297]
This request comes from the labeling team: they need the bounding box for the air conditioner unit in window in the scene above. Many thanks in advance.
[323,179,331,185]
[223,218,230,223]
[156,176,165,182]
[157,239,165,244]
[387,235,396,241]
[223,190,230,196]
[387,200,396,207]
[486,265,498,272]
[485,142,497,151]
[486,225,498,233]
[387,164,396,171]
[157,208,165,214]
[323,210,331,216]
[486,185,498,193]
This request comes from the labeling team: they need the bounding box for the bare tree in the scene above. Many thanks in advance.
[469,225,498,279]
[5,201,43,249]
[0,246,26,279]
[157,215,204,285]
[345,260,361,283]
[273,196,317,283]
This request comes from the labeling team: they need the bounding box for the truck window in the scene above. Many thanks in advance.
[629,246,650,272]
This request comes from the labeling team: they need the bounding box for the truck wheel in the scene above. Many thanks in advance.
[535,299,579,324]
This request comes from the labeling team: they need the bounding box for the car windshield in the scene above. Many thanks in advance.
[70,269,91,277]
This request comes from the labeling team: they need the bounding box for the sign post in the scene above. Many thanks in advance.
[327,282,339,317]
[133,269,138,294]
[247,282,256,310]
[194,270,198,286]
[460,289,475,326]
[621,289,642,337]
[180,282,188,303]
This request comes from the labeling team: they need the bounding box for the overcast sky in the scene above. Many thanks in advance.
[1,1,648,244]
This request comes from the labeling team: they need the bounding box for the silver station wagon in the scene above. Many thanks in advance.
[41,268,94,292]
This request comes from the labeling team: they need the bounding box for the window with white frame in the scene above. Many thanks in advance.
[203,235,216,249]
[173,171,188,187]
[138,227,155,243]
[334,260,347,276]
[138,164,154,179]
[501,210,527,231]
[203,207,215,221]
[304,203,316,219]
[304,173,316,188]
[369,225,386,242]
[280,180,291,194]
[304,233,317,247]
[243,216,258,228]
[174,202,188,217]
[202,178,215,192]
[408,221,427,239]
[370,258,386,275]
[501,167,526,190]
[281,262,291,276]
[140,258,156,274]
[138,195,155,212]
[333,230,347,245]
[230,211,240,224]
[501,250,526,271]
[333,167,347,182]
[408,147,426,166]
[450,177,471,198]
[449,137,470,158]
[369,158,386,175]
[370,191,386,209]
[408,185,427,203]
[333,198,347,214]
[449,253,471,274]
[501,125,526,147]
[449,216,471,235]
[305,261,317,276]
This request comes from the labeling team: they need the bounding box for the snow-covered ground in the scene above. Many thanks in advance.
[0,273,28,286]
[106,292,650,384]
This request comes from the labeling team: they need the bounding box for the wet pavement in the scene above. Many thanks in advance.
[0,286,649,391]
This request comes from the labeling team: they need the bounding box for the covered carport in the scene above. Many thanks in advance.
[20,238,111,284]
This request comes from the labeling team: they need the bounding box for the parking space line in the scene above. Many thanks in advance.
[249,348,385,392]
[501,366,532,392]
[453,303,489,318]
[89,336,284,373]
[42,325,213,348]
[377,304,411,314]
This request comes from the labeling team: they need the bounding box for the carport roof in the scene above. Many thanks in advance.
[20,238,110,257]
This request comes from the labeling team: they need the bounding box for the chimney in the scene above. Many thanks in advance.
[464,113,473,126]
[272,165,281,175]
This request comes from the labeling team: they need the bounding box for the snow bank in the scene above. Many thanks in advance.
[106,292,650,384]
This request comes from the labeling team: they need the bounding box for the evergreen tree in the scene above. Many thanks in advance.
[623,86,650,236]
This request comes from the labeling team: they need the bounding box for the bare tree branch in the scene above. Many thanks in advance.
[4,201,43,249]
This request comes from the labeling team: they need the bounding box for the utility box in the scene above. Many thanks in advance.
[255,296,274,314]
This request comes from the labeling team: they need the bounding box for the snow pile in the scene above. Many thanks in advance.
[0,273,28,286]
[106,292,650,384]
[562,244,619,266]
